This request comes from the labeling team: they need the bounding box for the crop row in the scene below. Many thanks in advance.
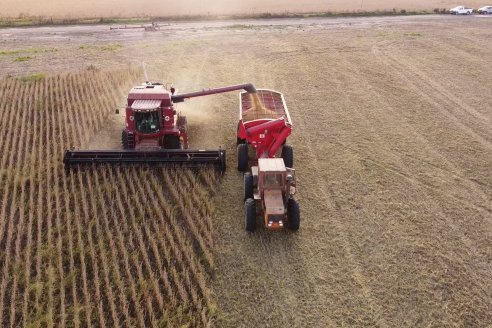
[0,69,218,327]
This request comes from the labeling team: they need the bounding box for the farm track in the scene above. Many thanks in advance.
[0,68,219,327]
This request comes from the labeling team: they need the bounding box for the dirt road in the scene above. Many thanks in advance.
[0,15,491,327]
[0,0,490,18]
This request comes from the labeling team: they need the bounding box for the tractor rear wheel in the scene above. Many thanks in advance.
[165,135,181,149]
[237,143,249,172]
[282,145,294,168]
[245,198,256,231]
[287,198,300,231]
[244,172,254,200]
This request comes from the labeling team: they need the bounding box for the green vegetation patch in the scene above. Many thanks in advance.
[79,43,123,52]
[101,43,123,52]
[226,24,257,30]
[0,48,57,56]
[20,73,46,82]
[13,56,33,62]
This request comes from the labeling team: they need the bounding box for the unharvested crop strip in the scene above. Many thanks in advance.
[0,80,28,327]
[84,171,121,327]
[133,169,200,307]
[127,173,172,308]
[96,167,139,325]
[0,78,22,242]
[105,168,149,327]
[165,171,214,263]
[33,78,49,314]
[146,172,211,306]
[181,170,214,235]
[117,168,169,324]
[75,170,106,327]
[21,80,41,326]
[8,81,35,327]
[52,73,67,328]
[68,170,94,327]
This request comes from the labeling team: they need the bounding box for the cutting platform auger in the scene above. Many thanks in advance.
[64,82,258,172]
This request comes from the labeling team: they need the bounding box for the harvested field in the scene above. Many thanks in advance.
[0,15,491,327]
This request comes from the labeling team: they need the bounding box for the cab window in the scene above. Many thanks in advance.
[135,111,160,134]
[263,173,283,188]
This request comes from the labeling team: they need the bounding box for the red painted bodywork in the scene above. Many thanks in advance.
[125,84,186,149]
[237,90,292,159]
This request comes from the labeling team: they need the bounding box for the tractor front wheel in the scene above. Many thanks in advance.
[244,172,254,200]
[245,198,256,231]
[282,145,294,168]
[237,143,249,172]
[287,198,300,231]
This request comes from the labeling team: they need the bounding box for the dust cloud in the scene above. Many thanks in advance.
[0,0,486,18]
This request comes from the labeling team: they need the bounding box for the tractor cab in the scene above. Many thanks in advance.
[256,158,295,196]
[244,158,298,231]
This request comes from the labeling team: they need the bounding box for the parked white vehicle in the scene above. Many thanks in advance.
[478,5,492,14]
[449,6,474,14]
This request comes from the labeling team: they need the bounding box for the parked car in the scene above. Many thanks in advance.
[478,5,492,14]
[449,6,474,14]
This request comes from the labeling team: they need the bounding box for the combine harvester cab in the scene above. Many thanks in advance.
[237,90,300,231]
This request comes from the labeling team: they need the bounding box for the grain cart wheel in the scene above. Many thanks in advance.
[287,198,300,231]
[237,143,249,172]
[282,145,294,168]
[165,135,181,149]
[244,172,254,200]
[245,198,256,231]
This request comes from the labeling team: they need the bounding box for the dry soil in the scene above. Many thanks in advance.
[0,15,491,327]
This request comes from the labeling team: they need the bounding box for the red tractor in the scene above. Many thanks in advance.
[236,90,300,231]
[64,82,258,171]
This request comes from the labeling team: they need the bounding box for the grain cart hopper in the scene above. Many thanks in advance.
[236,90,294,171]
[237,90,300,231]
[64,82,258,172]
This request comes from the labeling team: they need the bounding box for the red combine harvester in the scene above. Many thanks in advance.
[236,90,300,231]
[64,82,258,172]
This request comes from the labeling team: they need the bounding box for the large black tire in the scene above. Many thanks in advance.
[244,172,254,200]
[122,130,129,149]
[237,143,249,172]
[287,198,300,231]
[282,145,294,168]
[218,150,227,174]
[165,135,181,149]
[245,198,256,231]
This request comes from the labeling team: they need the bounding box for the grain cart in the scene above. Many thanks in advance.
[64,82,258,172]
[237,90,300,231]
[244,158,299,231]
[236,90,294,171]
